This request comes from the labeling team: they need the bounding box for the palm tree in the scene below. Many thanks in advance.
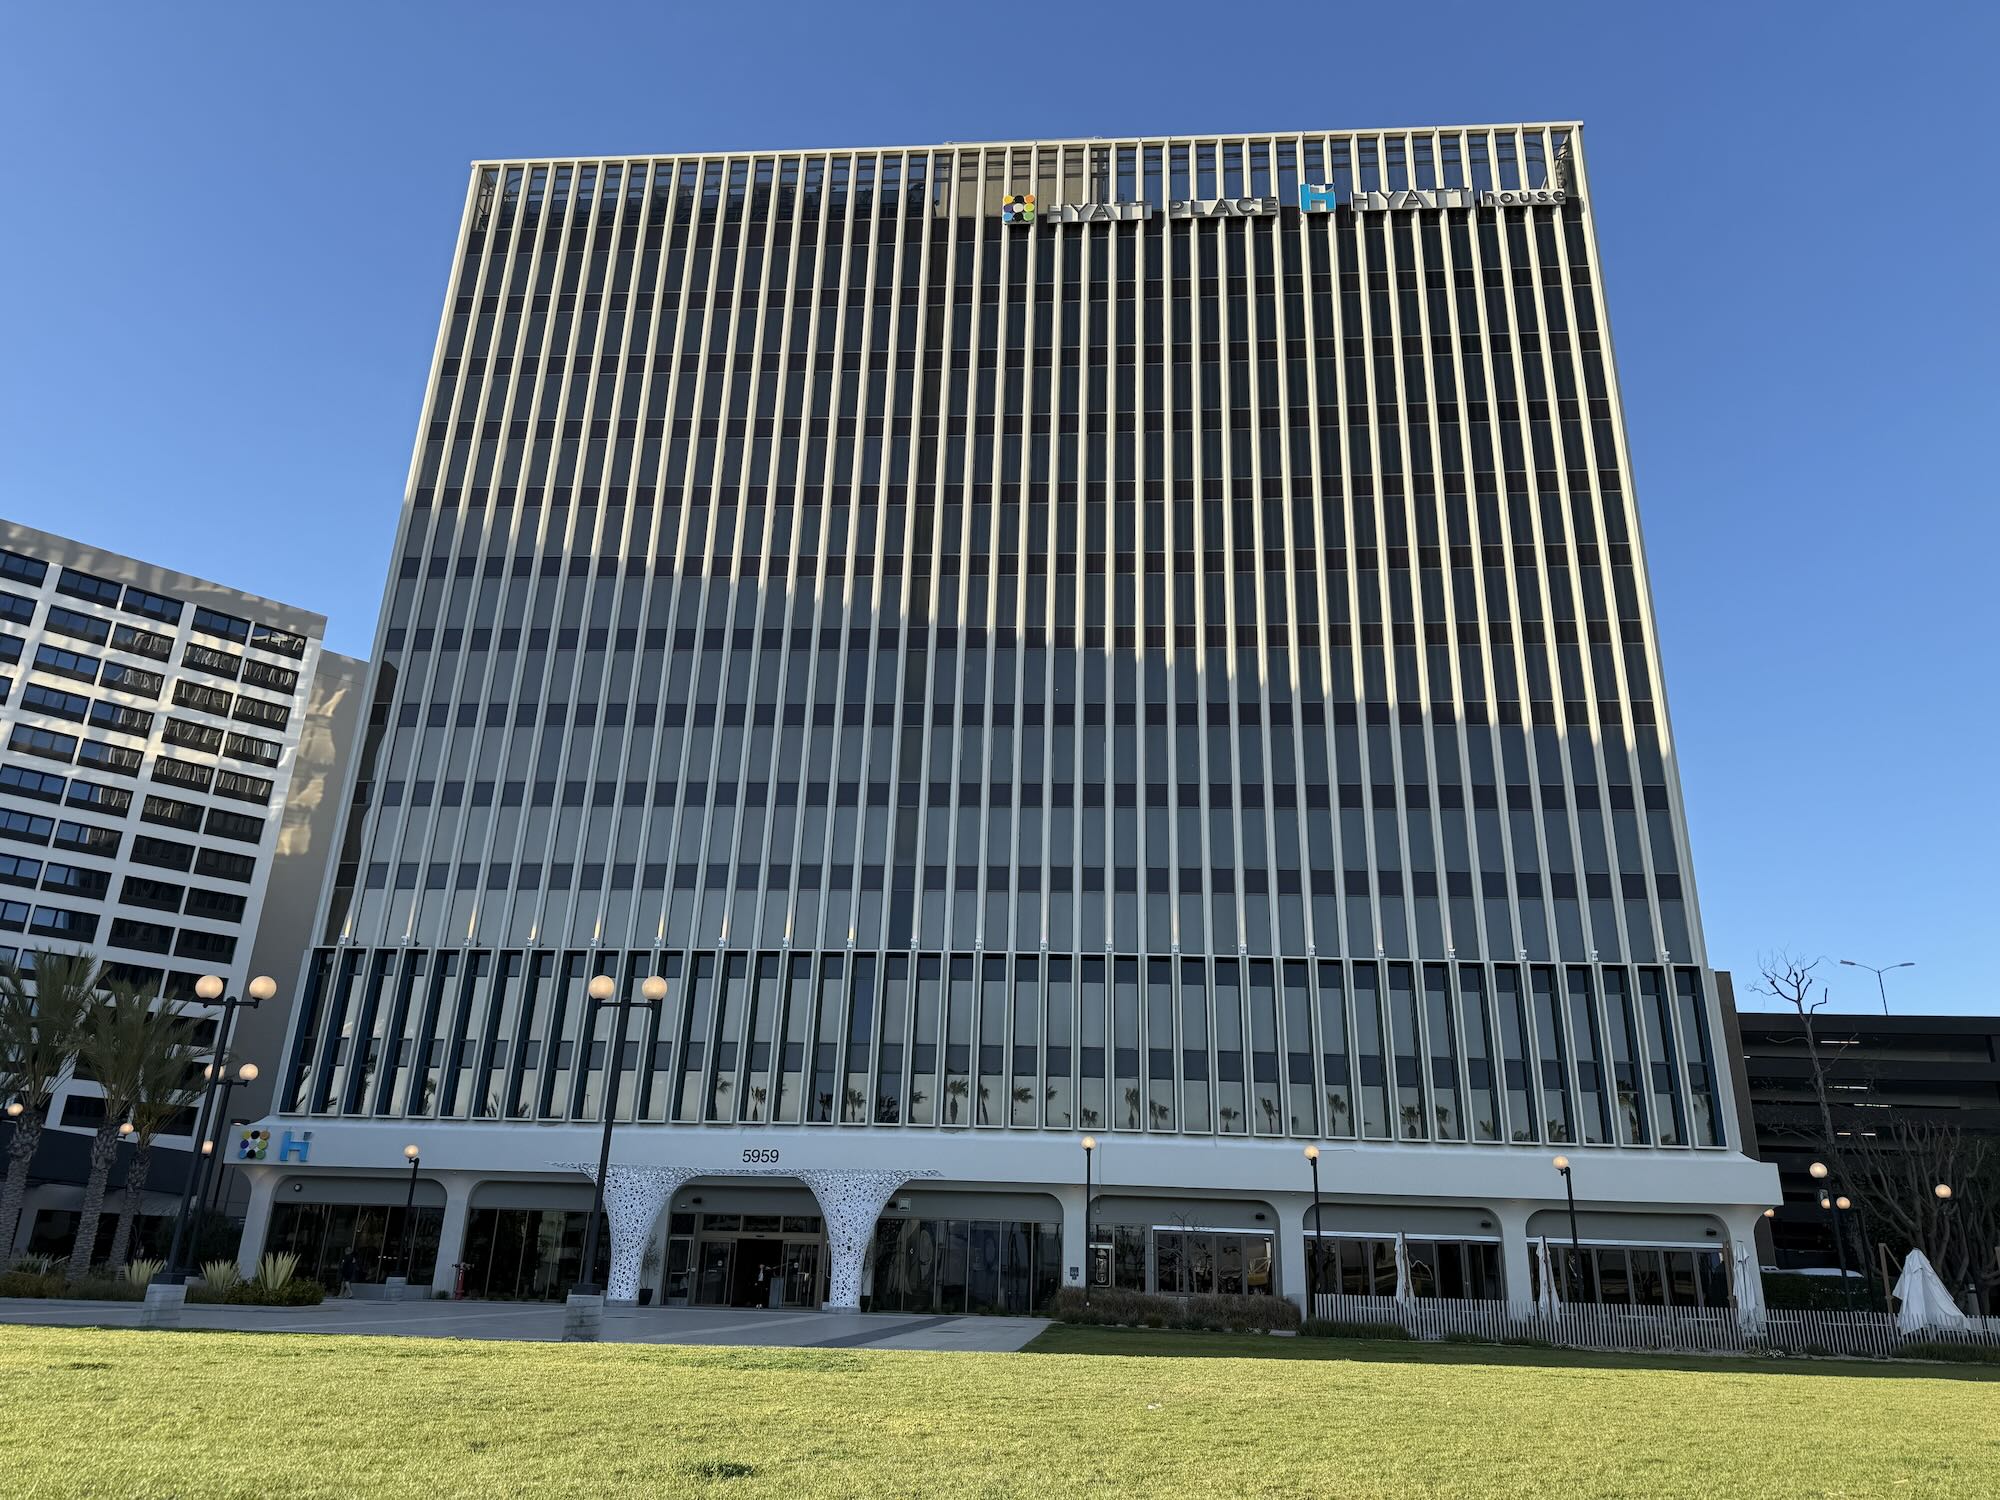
[0,951,99,1259]
[68,980,185,1282]
[106,1012,205,1274]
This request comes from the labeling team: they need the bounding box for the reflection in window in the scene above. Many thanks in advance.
[908,955,941,1126]
[1457,965,1499,1142]
[977,956,1007,1125]
[1352,963,1389,1138]
[1567,967,1612,1145]
[1042,956,1071,1129]
[1212,959,1246,1135]
[1282,960,1316,1135]
[1424,964,1462,1142]
[1113,958,1141,1129]
[1247,960,1283,1135]
[1180,957,1210,1132]
[1011,957,1039,1127]
[876,954,909,1123]
[1316,961,1353,1138]
[943,956,974,1124]
[1078,956,1106,1130]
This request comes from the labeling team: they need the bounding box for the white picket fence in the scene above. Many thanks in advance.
[1308,1293,2000,1360]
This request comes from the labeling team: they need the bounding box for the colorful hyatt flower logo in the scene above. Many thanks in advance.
[1000,193,1035,225]
[238,1128,271,1161]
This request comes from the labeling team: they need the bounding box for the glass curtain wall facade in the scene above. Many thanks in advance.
[282,126,1730,1166]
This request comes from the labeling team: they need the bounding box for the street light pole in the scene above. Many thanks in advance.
[1553,1155,1586,1302]
[196,1062,260,1240]
[1838,959,1914,1017]
[572,973,667,1298]
[1810,1161,1855,1312]
[156,974,275,1285]
[1304,1145,1326,1310]
[1080,1135,1096,1306]
[1935,1182,1984,1315]
[396,1145,421,1280]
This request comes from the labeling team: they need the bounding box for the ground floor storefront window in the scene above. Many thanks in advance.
[266,1203,443,1289]
[1315,1236,1505,1299]
[1102,1225,1277,1297]
[27,1210,175,1267]
[1528,1245,1730,1307]
[868,1218,1061,1314]
[459,1209,608,1300]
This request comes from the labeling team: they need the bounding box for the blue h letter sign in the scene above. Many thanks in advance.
[278,1130,312,1163]
[1298,182,1340,213]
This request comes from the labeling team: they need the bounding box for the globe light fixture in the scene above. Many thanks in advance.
[1935,1183,1953,1201]
[587,974,617,1001]
[641,975,670,1003]
[1809,1161,1829,1181]
[195,974,225,1002]
[247,975,278,1002]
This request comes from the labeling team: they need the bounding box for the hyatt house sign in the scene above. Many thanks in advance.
[1004,182,1567,224]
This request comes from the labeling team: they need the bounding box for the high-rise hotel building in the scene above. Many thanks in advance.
[239,124,1778,1314]
[0,521,363,1257]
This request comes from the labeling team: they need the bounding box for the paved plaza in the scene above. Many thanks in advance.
[0,1295,1047,1351]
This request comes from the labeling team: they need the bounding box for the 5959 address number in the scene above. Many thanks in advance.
[741,1148,781,1164]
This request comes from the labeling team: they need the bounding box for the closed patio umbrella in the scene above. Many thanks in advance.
[1893,1249,1972,1334]
[1393,1231,1414,1305]
[1535,1236,1563,1316]
[1731,1239,1763,1332]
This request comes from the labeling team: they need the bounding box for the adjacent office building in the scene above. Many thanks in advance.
[236,124,1778,1313]
[1736,1007,2000,1284]
[0,520,363,1256]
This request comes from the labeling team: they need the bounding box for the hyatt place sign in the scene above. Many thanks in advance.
[1002,183,1566,223]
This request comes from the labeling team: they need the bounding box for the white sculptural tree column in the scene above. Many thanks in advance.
[553,1163,698,1303]
[797,1168,918,1311]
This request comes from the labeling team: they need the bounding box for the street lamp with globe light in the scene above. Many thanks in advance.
[392,1144,423,1284]
[1081,1135,1097,1305]
[156,973,274,1286]
[571,973,667,1303]
[1303,1145,1327,1306]
[195,1061,263,1243]
[1553,1155,1587,1302]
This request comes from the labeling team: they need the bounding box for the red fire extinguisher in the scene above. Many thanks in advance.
[453,1261,473,1300]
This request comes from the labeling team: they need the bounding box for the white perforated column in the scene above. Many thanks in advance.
[797,1169,912,1311]
[554,1162,699,1302]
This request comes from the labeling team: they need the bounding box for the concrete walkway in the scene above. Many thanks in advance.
[0,1295,1047,1351]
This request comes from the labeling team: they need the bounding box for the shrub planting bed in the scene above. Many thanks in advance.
[1049,1285,1300,1333]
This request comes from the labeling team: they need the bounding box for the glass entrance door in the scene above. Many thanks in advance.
[779,1240,822,1307]
[694,1240,734,1305]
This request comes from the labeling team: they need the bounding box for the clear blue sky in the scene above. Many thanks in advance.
[1,3,1992,1014]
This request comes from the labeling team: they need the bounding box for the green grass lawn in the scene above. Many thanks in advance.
[3,1324,1996,1499]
